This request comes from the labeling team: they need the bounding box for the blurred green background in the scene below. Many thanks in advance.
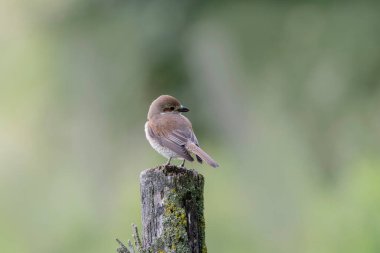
[1,1,380,252]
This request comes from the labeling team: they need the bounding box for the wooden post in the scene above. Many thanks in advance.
[140,165,206,253]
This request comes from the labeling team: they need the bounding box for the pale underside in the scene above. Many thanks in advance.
[145,122,182,159]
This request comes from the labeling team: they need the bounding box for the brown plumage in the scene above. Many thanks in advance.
[145,95,219,168]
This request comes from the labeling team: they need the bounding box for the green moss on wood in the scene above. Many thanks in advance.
[163,190,190,253]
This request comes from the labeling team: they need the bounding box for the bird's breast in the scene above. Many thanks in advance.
[145,122,179,159]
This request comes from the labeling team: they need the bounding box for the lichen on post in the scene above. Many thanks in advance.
[140,165,206,253]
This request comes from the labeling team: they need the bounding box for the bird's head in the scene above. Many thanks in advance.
[147,95,189,120]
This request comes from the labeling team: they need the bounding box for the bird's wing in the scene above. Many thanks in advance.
[169,129,197,145]
[156,114,218,167]
[169,129,203,163]
[147,121,194,161]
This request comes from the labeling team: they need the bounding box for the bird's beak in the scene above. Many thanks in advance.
[177,106,189,112]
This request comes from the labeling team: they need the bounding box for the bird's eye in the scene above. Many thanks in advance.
[170,106,175,110]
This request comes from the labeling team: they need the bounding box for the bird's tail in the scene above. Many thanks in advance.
[185,142,219,168]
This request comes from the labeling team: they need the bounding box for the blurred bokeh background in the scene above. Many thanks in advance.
[1,0,380,252]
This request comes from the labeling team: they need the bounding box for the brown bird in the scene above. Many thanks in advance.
[145,95,219,168]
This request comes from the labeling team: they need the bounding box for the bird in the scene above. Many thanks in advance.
[145,95,219,168]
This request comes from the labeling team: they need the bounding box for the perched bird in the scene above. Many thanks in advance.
[145,95,219,168]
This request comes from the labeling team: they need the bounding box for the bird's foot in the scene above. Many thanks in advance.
[164,157,172,167]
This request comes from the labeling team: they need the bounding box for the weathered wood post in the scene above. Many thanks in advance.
[117,165,206,253]
[140,165,206,253]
